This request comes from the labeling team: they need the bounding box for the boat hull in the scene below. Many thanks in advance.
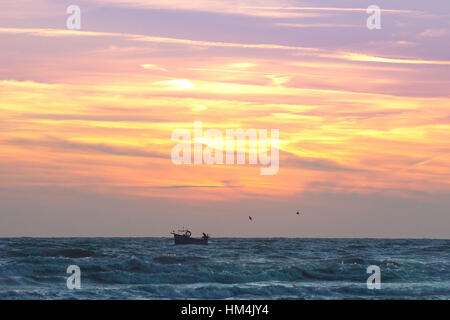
[173,234,208,245]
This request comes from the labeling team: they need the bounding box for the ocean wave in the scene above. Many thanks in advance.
[0,238,449,299]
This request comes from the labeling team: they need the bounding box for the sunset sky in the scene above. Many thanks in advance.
[0,0,449,237]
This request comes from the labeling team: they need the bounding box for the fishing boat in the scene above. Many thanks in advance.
[171,229,209,245]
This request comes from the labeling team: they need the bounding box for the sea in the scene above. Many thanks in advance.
[0,238,448,299]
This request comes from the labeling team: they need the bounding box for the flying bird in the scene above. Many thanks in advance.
[296,211,300,215]
[249,216,253,221]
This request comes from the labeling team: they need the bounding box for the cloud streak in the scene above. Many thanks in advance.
[6,137,170,160]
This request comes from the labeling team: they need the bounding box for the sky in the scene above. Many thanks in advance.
[0,0,449,238]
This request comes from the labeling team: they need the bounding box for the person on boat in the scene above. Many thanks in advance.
[202,233,209,240]
[184,230,192,238]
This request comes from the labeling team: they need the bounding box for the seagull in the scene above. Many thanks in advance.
[249,216,253,221]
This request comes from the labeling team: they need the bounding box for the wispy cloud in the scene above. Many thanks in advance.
[333,53,450,65]
[6,27,448,68]
[141,64,167,71]
[6,137,170,159]
[153,79,196,89]
[89,1,420,18]
[244,6,416,14]
[281,151,363,173]
[226,62,258,69]
[89,0,320,18]
[418,28,449,38]
[274,23,361,28]
[0,27,319,52]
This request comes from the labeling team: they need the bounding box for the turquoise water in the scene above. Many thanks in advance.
[0,238,448,299]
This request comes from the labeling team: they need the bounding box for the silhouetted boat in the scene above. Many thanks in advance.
[171,229,209,245]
